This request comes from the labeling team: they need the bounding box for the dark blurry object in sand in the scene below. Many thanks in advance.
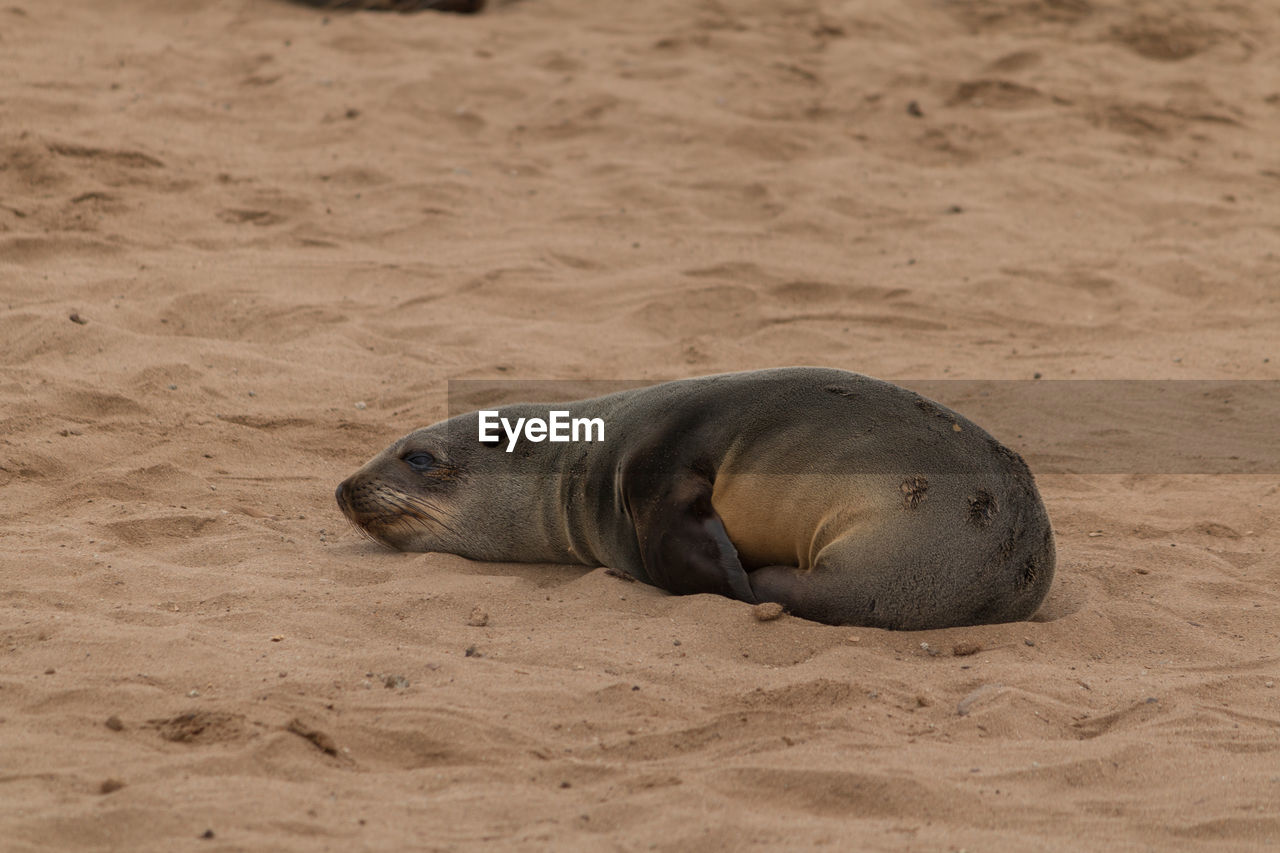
[289,0,485,12]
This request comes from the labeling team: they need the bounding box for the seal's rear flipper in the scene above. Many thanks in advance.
[624,469,758,605]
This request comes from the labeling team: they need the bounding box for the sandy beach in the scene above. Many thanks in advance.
[2,0,1278,849]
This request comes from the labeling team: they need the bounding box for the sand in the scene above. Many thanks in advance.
[2,0,1278,849]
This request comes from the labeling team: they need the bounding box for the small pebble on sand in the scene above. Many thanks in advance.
[752,602,785,621]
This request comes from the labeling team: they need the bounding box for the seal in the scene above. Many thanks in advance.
[335,367,1055,629]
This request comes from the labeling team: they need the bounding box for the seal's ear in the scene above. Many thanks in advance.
[621,459,758,605]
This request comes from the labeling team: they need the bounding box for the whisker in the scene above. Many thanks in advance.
[379,489,467,542]
[366,484,465,537]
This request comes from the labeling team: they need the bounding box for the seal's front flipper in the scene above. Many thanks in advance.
[624,468,758,605]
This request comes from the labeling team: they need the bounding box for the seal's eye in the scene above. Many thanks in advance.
[403,452,436,471]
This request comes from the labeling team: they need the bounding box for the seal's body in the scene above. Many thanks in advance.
[335,368,1054,629]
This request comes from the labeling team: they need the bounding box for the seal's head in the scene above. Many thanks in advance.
[334,410,557,560]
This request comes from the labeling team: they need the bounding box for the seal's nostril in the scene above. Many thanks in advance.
[335,480,348,508]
